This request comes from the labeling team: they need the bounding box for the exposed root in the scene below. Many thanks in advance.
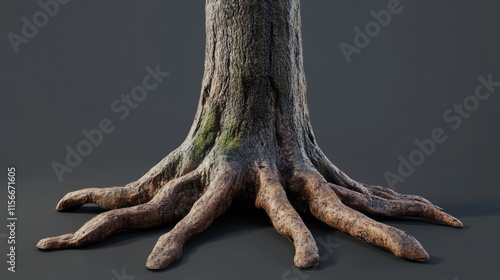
[310,146,441,206]
[293,169,430,261]
[308,146,369,194]
[255,162,319,268]
[37,203,163,249]
[329,183,462,228]
[362,184,435,206]
[56,183,147,211]
[146,162,243,269]
[56,148,187,211]
[37,170,202,249]
[38,148,462,269]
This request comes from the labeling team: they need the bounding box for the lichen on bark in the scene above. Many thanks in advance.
[193,108,219,158]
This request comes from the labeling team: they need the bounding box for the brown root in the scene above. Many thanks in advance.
[146,162,243,270]
[37,170,202,249]
[38,146,463,269]
[293,168,430,262]
[255,162,319,268]
[329,183,463,228]
[55,183,146,211]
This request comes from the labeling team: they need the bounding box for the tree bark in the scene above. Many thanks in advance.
[37,0,463,271]
[180,0,314,171]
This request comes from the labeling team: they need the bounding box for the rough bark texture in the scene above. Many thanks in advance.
[37,0,462,270]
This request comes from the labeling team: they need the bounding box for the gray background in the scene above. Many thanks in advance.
[1,0,499,279]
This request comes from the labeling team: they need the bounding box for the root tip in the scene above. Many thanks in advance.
[294,254,320,268]
[414,250,430,262]
[452,218,464,228]
[146,246,182,270]
[400,247,430,262]
[55,202,64,211]
[35,241,45,250]
[146,258,172,270]
[36,239,52,250]
[395,235,430,262]
[55,198,79,211]
[146,261,165,270]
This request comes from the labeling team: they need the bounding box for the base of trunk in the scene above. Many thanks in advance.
[37,134,462,270]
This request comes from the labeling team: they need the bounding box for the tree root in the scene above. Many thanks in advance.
[37,169,202,249]
[255,162,319,268]
[146,162,242,269]
[293,168,428,261]
[37,147,462,270]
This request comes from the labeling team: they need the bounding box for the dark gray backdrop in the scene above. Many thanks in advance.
[1,0,499,279]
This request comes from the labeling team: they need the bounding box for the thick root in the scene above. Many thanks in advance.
[56,183,147,211]
[38,147,463,269]
[255,162,319,268]
[295,169,430,262]
[37,203,163,249]
[146,162,243,270]
[37,170,202,249]
[56,149,186,211]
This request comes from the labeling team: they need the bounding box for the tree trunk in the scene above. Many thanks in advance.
[37,0,463,271]
[176,0,316,174]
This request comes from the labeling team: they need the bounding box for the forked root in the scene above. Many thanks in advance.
[255,162,319,268]
[294,169,430,262]
[146,162,243,270]
[37,170,202,249]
